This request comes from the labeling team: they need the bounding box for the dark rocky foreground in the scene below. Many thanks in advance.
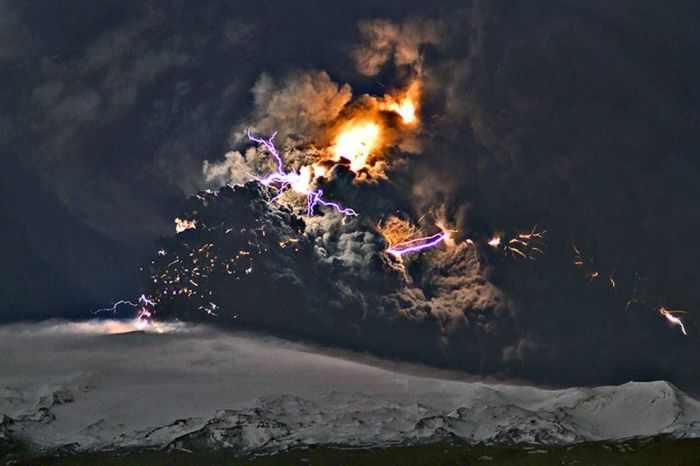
[3,437,700,466]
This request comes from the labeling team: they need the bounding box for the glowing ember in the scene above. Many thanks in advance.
[573,244,584,267]
[488,235,502,248]
[506,226,546,260]
[175,218,197,233]
[659,307,688,336]
[333,121,381,172]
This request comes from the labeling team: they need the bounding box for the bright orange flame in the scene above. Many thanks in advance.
[333,121,381,172]
[327,81,420,175]
[385,97,416,124]
[380,81,420,125]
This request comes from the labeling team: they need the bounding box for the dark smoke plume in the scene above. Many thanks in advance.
[139,1,700,391]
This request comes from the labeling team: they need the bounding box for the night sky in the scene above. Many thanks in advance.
[2,0,700,390]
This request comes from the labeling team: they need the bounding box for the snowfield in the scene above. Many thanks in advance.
[1,320,699,453]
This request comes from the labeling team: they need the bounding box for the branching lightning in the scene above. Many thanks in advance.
[95,294,156,329]
[306,189,358,216]
[247,130,358,217]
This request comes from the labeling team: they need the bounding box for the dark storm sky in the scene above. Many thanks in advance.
[2,0,700,347]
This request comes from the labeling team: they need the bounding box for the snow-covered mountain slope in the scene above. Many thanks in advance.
[1,320,699,453]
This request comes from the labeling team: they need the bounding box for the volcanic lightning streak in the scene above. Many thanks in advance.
[386,232,448,257]
[95,294,154,315]
[247,130,358,217]
[659,307,688,336]
[95,299,139,315]
[94,294,156,329]
[306,189,358,216]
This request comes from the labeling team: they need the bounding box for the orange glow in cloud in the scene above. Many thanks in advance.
[329,81,420,175]
[379,80,420,125]
[378,216,418,247]
[333,120,382,172]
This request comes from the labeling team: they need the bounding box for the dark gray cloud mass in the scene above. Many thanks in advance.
[2,0,700,389]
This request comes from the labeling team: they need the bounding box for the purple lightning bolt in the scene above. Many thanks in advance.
[95,294,156,326]
[247,131,358,217]
[307,189,358,217]
[386,232,448,257]
[247,130,284,176]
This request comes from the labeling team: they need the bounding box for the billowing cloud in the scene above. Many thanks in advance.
[203,147,269,187]
[352,18,442,76]
[243,70,353,142]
